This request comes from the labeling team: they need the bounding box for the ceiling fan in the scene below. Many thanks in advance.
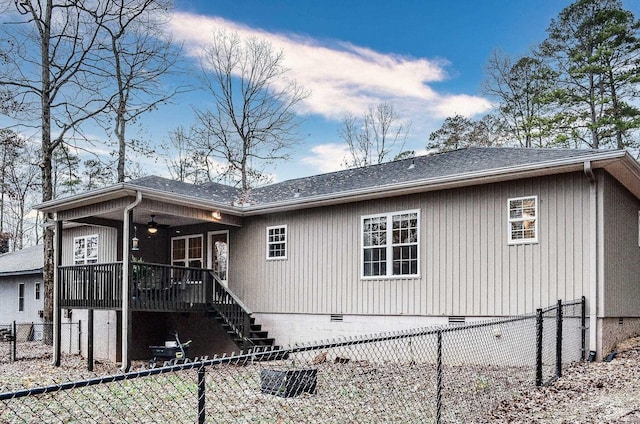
[146,215,170,234]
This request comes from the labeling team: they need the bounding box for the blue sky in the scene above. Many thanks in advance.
[6,1,640,184]
[157,0,630,182]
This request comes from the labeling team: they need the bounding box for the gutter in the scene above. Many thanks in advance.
[121,191,142,372]
[0,269,43,277]
[244,150,629,215]
[34,149,632,218]
[584,161,598,359]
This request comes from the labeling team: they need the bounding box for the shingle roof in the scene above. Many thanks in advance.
[249,147,604,204]
[127,175,242,204]
[0,245,43,276]
[126,147,609,207]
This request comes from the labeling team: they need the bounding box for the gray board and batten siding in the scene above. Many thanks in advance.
[231,170,595,319]
[601,171,640,318]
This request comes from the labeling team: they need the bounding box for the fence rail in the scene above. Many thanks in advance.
[0,299,585,423]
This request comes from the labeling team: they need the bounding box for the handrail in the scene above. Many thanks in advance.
[208,271,254,349]
[208,271,253,315]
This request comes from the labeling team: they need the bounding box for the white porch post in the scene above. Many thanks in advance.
[52,218,62,366]
[121,192,142,372]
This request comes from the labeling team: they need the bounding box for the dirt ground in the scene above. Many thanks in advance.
[486,336,640,423]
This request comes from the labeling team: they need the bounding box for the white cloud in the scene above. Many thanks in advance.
[300,143,350,173]
[167,12,492,122]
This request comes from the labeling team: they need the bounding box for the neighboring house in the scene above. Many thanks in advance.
[35,147,640,369]
[0,245,45,325]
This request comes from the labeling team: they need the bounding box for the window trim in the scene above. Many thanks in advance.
[18,283,24,312]
[507,195,539,245]
[171,234,204,268]
[266,225,288,260]
[361,209,420,279]
[35,282,41,301]
[73,234,99,265]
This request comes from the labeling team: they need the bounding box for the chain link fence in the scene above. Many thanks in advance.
[1,299,585,423]
[0,322,80,363]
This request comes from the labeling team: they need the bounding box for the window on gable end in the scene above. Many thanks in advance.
[508,196,538,244]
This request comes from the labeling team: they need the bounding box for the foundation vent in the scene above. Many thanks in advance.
[448,316,465,325]
[330,314,344,322]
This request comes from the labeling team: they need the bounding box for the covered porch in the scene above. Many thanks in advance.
[41,180,253,370]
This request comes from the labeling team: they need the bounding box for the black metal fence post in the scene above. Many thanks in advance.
[535,308,543,386]
[556,299,563,379]
[581,296,586,361]
[198,363,206,424]
[11,321,16,362]
[436,330,443,424]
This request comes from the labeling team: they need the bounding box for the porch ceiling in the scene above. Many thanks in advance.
[61,197,242,229]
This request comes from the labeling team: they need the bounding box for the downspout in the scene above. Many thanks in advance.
[584,161,598,359]
[121,191,142,372]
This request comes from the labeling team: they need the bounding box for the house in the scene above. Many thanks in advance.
[35,147,640,369]
[0,245,45,325]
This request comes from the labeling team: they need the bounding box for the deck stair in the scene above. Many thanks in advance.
[208,272,288,360]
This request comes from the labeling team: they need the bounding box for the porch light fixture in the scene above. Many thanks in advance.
[147,215,159,234]
[211,210,222,220]
[132,226,140,251]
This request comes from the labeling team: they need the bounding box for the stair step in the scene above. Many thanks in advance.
[249,337,275,346]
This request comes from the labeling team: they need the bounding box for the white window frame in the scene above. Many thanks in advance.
[73,234,99,265]
[361,209,420,279]
[508,196,538,244]
[266,225,287,260]
[35,282,41,301]
[171,234,204,268]
[18,283,24,312]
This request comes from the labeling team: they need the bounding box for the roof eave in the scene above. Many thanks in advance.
[35,182,244,216]
[243,150,630,215]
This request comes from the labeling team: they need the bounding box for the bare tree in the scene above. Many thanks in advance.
[0,0,113,325]
[163,126,203,183]
[0,129,23,235]
[81,0,183,182]
[340,102,411,168]
[4,142,40,251]
[483,50,555,148]
[192,30,309,191]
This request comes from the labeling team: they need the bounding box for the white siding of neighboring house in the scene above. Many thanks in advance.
[230,171,594,320]
[0,274,44,325]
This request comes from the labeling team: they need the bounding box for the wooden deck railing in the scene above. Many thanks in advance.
[58,262,214,312]
[59,263,123,309]
[130,263,213,311]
